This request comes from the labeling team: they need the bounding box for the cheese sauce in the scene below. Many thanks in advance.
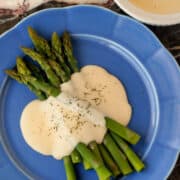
[130,0,180,14]
[20,65,132,159]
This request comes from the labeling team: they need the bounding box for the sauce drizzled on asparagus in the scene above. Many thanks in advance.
[20,65,132,159]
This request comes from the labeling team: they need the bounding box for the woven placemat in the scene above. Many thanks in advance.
[0,2,179,179]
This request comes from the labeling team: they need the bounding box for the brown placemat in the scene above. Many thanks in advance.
[0,2,179,179]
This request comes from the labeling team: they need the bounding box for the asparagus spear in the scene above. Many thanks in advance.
[25,82,47,100]
[26,61,45,82]
[51,32,71,77]
[48,60,68,83]
[84,141,103,170]
[21,47,60,87]
[76,143,111,180]
[83,159,92,170]
[16,57,48,99]
[16,57,31,75]
[22,75,60,97]
[98,144,121,177]
[71,149,81,164]
[103,134,133,175]
[89,141,103,164]
[5,69,46,100]
[10,59,59,97]
[28,26,55,59]
[28,28,70,82]
[105,117,140,145]
[111,132,145,172]
[62,31,78,72]
[8,65,59,97]
[5,69,22,82]
[63,156,76,180]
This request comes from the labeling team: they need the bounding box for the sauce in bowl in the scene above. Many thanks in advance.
[129,0,180,14]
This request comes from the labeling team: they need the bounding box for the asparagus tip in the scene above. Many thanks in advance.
[28,26,36,35]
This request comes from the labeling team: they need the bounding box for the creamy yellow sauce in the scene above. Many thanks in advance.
[129,0,180,14]
[20,65,132,159]
[62,66,131,126]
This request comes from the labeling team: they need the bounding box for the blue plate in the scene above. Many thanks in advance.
[0,5,180,180]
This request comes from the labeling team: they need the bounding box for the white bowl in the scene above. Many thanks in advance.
[114,0,180,25]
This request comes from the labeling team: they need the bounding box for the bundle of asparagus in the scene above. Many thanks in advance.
[5,27,145,180]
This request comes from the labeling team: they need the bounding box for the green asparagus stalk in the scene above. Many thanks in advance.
[15,57,46,99]
[89,141,103,164]
[76,143,102,169]
[22,75,60,97]
[16,57,31,75]
[98,144,121,177]
[26,82,47,100]
[105,117,140,145]
[76,143,111,180]
[48,60,68,83]
[16,57,48,99]
[83,159,92,170]
[111,132,145,172]
[5,69,22,82]
[21,47,60,87]
[85,141,103,170]
[62,31,78,72]
[12,66,59,97]
[63,156,76,180]
[51,32,71,77]
[26,61,45,82]
[103,134,133,175]
[5,69,46,100]
[71,149,81,164]
[28,26,55,59]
